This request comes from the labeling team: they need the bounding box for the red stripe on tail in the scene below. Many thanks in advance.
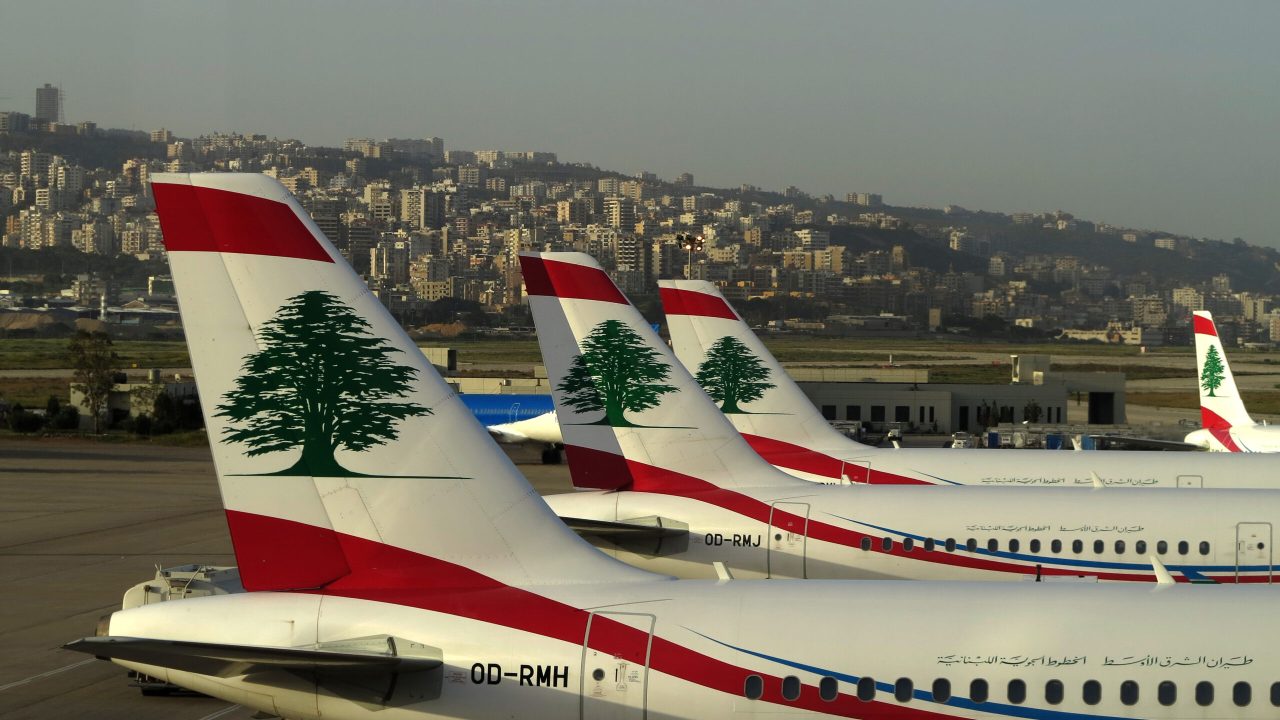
[659,287,738,319]
[152,183,334,263]
[518,256,629,305]
[225,510,350,591]
[1193,314,1218,336]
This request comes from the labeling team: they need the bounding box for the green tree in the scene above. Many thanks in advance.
[695,335,775,413]
[216,290,431,476]
[1201,345,1226,397]
[557,319,676,427]
[68,330,118,434]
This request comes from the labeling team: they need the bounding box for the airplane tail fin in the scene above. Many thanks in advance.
[152,174,648,592]
[659,279,869,479]
[520,253,793,492]
[1194,311,1252,430]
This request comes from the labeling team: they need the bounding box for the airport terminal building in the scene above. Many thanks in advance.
[794,355,1125,435]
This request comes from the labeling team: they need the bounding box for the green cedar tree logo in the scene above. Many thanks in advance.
[1201,344,1227,397]
[217,290,432,476]
[695,335,776,413]
[557,319,677,427]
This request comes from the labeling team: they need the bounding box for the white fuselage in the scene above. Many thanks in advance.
[546,485,1280,582]
[488,410,563,444]
[756,436,1280,488]
[106,579,1280,720]
[1184,425,1280,453]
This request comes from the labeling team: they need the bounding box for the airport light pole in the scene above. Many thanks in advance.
[677,233,703,279]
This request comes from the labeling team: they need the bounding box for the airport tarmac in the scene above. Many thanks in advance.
[0,438,571,720]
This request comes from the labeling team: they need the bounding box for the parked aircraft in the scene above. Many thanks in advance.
[1184,311,1280,452]
[659,279,1280,487]
[526,252,1280,583]
[459,393,563,461]
[70,175,1280,720]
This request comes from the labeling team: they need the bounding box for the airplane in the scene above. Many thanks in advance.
[1183,310,1280,452]
[658,279,1280,488]
[69,174,1280,720]
[524,252,1280,583]
[458,392,563,462]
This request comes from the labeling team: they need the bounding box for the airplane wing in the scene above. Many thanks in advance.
[1089,435,1204,452]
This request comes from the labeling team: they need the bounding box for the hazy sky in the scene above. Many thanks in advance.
[3,1,1278,245]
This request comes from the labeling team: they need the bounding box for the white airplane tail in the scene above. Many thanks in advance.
[659,279,869,476]
[520,253,791,491]
[152,174,647,592]
[1194,311,1252,431]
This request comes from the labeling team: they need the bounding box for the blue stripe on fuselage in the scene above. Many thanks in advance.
[458,393,555,425]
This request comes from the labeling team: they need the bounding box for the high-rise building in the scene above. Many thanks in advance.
[35,84,61,123]
[604,196,636,233]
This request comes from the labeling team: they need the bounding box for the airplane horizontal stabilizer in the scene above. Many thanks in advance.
[65,635,443,678]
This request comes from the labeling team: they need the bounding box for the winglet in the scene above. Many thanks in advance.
[1149,556,1175,585]
[1091,472,1104,489]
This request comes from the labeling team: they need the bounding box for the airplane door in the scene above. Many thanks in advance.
[1236,523,1273,583]
[768,502,809,578]
[840,460,870,484]
[1177,474,1202,488]
[581,612,655,720]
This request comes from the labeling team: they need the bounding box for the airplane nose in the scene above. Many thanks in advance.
[95,613,112,637]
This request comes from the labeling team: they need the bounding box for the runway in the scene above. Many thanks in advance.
[0,438,571,719]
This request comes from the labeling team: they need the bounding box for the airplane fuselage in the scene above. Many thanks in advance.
[106,580,1280,719]
[547,485,1280,582]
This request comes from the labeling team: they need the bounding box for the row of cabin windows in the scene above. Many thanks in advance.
[744,675,1272,708]
[857,536,1212,557]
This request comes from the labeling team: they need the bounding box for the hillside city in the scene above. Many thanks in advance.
[3,84,1279,347]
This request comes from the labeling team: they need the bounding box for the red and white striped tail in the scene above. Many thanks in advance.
[153,173,645,592]
[520,252,791,492]
[1194,311,1252,431]
[660,279,868,474]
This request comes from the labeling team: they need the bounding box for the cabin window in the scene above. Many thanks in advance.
[1272,681,1280,706]
[1030,539,1041,553]
[1115,540,1126,554]
[895,677,913,703]
[744,675,764,700]
[1200,541,1211,556]
[882,537,893,552]
[1159,681,1177,706]
[903,538,915,552]
[987,538,998,552]
[857,676,876,701]
[1083,680,1101,705]
[924,538,935,552]
[1120,680,1139,706]
[1007,679,1026,705]
[966,538,977,552]
[970,679,988,703]
[860,537,872,551]
[819,676,839,702]
[1234,681,1251,707]
[1178,540,1189,556]
[1136,540,1148,555]
[1196,681,1214,706]
[932,678,951,703]
[1157,540,1168,555]
[1045,680,1064,705]
[945,538,957,552]
[1009,539,1020,553]
[782,675,801,701]
[1093,539,1104,554]
[1051,539,1062,554]
[1071,539,1083,554]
